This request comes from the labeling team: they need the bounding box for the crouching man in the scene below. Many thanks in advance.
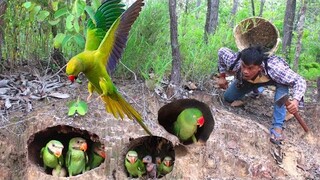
[217,46,306,144]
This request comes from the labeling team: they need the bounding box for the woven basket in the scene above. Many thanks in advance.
[233,17,280,56]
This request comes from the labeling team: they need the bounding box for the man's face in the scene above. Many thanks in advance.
[240,62,262,80]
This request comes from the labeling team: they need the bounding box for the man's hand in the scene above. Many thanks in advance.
[286,99,299,114]
[218,77,228,89]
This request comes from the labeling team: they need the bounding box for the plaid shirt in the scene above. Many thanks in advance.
[218,47,306,102]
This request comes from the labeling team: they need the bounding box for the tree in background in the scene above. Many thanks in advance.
[229,0,239,27]
[204,0,219,44]
[168,0,182,98]
[251,0,255,16]
[259,0,265,17]
[282,0,296,59]
[293,0,307,71]
[195,0,201,19]
[0,0,7,62]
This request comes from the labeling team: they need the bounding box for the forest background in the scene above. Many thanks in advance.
[0,0,319,89]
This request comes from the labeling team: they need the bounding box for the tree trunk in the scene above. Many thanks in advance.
[229,0,239,27]
[204,0,219,44]
[251,0,255,16]
[293,0,307,71]
[259,0,265,17]
[168,0,182,98]
[317,77,320,101]
[0,0,7,62]
[282,0,296,59]
[195,0,201,19]
[185,0,189,14]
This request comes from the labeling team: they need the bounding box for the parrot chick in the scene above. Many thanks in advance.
[125,150,146,178]
[52,165,67,177]
[157,156,173,178]
[87,142,106,170]
[173,108,204,143]
[142,155,157,179]
[66,137,88,176]
[40,140,64,171]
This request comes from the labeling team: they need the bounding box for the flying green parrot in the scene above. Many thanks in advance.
[157,156,173,178]
[87,142,106,170]
[40,140,64,175]
[65,0,152,135]
[65,137,88,176]
[125,150,146,178]
[173,108,205,143]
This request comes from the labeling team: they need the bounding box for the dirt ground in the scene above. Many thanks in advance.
[0,69,319,180]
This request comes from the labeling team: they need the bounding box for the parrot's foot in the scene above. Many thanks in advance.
[195,139,206,146]
[86,94,93,102]
[165,134,181,146]
[191,135,198,144]
[96,94,105,101]
[52,167,67,177]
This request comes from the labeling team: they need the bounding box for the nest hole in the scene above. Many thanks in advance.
[27,125,105,176]
[158,99,215,145]
[124,136,175,179]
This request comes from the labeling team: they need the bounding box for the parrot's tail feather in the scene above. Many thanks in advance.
[101,94,152,135]
[114,103,125,119]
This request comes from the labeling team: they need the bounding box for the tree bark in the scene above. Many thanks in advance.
[317,77,320,101]
[293,0,307,71]
[259,0,265,17]
[229,0,239,27]
[185,0,189,14]
[251,0,255,16]
[204,0,219,44]
[168,0,182,98]
[282,0,296,59]
[195,0,201,19]
[0,0,7,61]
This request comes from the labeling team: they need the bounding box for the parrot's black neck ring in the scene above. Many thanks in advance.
[47,147,55,155]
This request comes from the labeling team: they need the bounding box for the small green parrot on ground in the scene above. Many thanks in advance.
[173,108,205,143]
[125,150,146,178]
[157,156,173,178]
[40,140,64,173]
[65,0,152,135]
[87,142,106,170]
[66,137,88,176]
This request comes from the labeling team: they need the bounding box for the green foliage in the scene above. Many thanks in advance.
[50,0,97,58]
[116,0,171,84]
[300,62,320,80]
[67,98,88,116]
[1,0,320,84]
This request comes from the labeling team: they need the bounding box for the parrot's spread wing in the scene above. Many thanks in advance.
[97,0,144,73]
[85,0,125,51]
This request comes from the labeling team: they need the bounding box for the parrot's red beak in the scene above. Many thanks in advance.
[197,116,205,127]
[164,160,171,167]
[99,151,106,159]
[68,75,77,83]
[129,157,136,164]
[80,143,87,152]
[54,151,62,158]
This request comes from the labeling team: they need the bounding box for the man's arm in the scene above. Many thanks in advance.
[217,48,240,89]
[217,47,239,75]
[267,56,306,113]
